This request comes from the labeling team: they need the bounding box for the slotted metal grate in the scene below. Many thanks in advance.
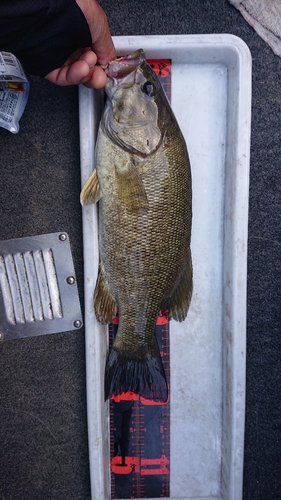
[0,232,83,341]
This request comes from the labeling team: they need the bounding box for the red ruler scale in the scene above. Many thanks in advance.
[109,59,172,500]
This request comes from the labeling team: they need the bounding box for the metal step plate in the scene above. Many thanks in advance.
[0,232,83,341]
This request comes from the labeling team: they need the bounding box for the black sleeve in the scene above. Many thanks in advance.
[0,0,92,77]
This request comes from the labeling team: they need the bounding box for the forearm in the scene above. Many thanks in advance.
[0,0,91,76]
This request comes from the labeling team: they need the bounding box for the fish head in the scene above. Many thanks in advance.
[103,49,168,157]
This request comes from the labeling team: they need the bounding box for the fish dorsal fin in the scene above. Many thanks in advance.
[94,263,117,324]
[167,248,193,322]
[80,169,101,205]
[115,159,148,211]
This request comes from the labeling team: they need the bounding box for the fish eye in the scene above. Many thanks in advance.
[142,81,156,97]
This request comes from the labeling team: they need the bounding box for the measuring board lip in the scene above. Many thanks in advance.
[0,232,83,341]
[79,34,251,500]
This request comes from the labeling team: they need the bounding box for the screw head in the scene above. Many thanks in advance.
[0,332,4,341]
[66,276,75,285]
[74,320,82,328]
[59,233,67,241]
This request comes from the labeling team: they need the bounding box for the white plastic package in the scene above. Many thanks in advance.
[0,51,30,133]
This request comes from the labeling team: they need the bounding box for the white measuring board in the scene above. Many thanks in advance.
[79,34,252,500]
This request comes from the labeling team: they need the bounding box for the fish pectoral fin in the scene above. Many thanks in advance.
[167,248,193,322]
[94,263,117,324]
[80,169,101,205]
[115,160,148,210]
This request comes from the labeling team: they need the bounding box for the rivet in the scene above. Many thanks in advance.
[0,332,4,342]
[74,320,82,328]
[59,233,67,241]
[67,276,75,285]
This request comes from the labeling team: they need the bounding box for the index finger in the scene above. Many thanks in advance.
[76,0,116,65]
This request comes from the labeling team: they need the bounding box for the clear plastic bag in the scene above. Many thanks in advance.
[0,52,30,133]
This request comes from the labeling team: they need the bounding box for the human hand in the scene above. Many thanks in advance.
[45,0,116,88]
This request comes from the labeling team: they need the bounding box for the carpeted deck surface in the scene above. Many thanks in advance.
[0,1,280,499]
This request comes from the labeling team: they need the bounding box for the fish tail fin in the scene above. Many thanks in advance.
[105,346,168,402]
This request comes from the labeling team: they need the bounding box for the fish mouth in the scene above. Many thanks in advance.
[105,49,146,81]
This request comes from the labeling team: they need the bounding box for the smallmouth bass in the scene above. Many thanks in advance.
[81,49,192,402]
